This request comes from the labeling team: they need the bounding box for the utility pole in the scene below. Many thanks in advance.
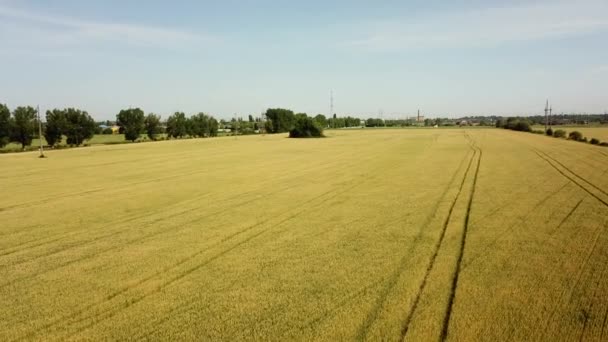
[330,90,334,118]
[549,105,552,128]
[233,113,238,139]
[545,99,549,132]
[37,105,46,158]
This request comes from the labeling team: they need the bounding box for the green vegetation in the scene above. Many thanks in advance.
[1,129,607,340]
[0,103,10,148]
[116,108,145,142]
[144,113,162,141]
[289,113,324,138]
[10,106,38,149]
[553,129,567,138]
[265,108,295,133]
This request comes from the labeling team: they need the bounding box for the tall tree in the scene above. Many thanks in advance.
[144,113,162,140]
[0,103,10,148]
[248,114,254,122]
[64,108,96,146]
[264,108,295,133]
[314,114,327,128]
[116,108,145,142]
[166,112,187,139]
[44,109,67,147]
[11,106,37,149]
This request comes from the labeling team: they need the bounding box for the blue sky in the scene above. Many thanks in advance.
[1,0,607,120]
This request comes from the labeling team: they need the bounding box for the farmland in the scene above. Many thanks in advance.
[1,128,607,341]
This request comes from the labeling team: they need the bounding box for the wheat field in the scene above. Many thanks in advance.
[1,128,607,341]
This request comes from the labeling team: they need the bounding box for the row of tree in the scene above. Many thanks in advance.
[0,103,222,150]
[0,105,41,149]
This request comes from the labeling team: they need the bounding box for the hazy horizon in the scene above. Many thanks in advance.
[1,0,607,120]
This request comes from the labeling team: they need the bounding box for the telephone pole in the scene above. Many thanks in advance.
[37,105,46,158]
[545,99,549,132]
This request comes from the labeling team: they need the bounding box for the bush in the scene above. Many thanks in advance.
[600,142,608,147]
[590,138,600,145]
[546,127,553,136]
[569,131,583,141]
[102,127,113,134]
[531,130,544,134]
[553,129,567,138]
[289,114,324,138]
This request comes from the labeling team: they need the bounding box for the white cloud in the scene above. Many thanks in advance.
[343,1,608,50]
[0,5,214,49]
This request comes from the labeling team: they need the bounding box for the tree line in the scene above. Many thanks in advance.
[0,103,221,150]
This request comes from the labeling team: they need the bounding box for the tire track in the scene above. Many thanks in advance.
[0,155,364,288]
[399,147,477,339]
[14,153,390,341]
[461,180,570,272]
[533,150,608,207]
[0,152,355,263]
[535,148,608,197]
[58,170,381,341]
[548,198,583,237]
[355,147,473,341]
[440,146,482,341]
[541,219,606,340]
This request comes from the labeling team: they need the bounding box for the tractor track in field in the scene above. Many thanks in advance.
[56,165,389,341]
[14,186,341,341]
[541,219,607,340]
[533,149,608,207]
[460,180,570,272]
[14,153,392,341]
[601,306,608,341]
[439,145,482,341]
[578,244,608,342]
[355,146,473,341]
[535,149,608,197]
[0,152,376,290]
[548,198,583,236]
[0,152,357,263]
[399,146,478,339]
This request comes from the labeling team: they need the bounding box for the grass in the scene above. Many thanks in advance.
[1,129,607,340]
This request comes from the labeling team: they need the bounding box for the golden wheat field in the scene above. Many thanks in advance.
[1,128,607,341]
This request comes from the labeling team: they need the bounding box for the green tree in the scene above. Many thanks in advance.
[144,113,162,140]
[265,108,295,133]
[0,103,10,148]
[166,112,187,138]
[289,113,324,138]
[116,108,145,142]
[314,114,327,128]
[44,109,67,147]
[248,114,254,122]
[11,106,38,149]
[64,108,96,146]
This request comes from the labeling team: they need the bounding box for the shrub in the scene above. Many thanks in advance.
[546,127,553,136]
[553,129,567,138]
[568,131,583,141]
[289,114,324,138]
[531,130,544,134]
[590,138,600,145]
[102,127,113,134]
[600,142,608,147]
